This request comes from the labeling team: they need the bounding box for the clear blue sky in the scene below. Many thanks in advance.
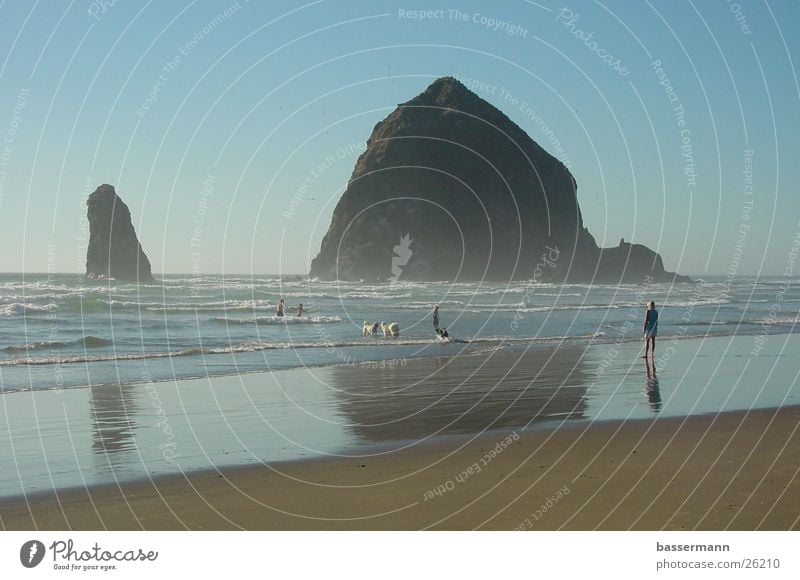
[0,0,798,276]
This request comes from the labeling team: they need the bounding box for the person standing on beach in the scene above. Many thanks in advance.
[432,305,440,329]
[642,301,658,358]
[276,298,285,317]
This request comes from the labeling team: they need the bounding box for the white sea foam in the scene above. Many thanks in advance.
[0,281,136,294]
[0,302,59,316]
[755,315,799,326]
[340,292,413,299]
[213,315,343,325]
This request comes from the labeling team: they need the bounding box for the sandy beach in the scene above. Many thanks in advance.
[1,333,799,530]
[1,405,798,530]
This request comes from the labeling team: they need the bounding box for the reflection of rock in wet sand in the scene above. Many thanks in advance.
[329,347,589,443]
[90,384,139,460]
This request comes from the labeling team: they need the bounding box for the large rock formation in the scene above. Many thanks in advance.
[85,184,154,282]
[310,77,687,283]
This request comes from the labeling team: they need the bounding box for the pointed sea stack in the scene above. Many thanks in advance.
[310,77,687,283]
[85,184,154,283]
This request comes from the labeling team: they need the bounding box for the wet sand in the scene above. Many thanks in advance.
[2,334,799,530]
[2,405,798,530]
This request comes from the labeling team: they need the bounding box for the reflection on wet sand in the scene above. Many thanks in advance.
[645,359,661,412]
[329,346,590,442]
[90,383,139,465]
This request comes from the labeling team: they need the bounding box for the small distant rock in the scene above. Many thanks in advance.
[85,184,154,283]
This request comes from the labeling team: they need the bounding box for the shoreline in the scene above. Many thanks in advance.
[1,325,788,395]
[2,404,798,530]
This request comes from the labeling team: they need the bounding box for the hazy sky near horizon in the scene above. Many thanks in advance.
[0,0,798,277]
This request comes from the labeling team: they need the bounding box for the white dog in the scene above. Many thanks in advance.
[363,321,380,336]
[381,321,400,337]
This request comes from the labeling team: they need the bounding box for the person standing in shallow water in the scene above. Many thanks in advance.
[642,301,658,358]
[296,303,305,317]
[432,305,440,329]
[276,298,285,317]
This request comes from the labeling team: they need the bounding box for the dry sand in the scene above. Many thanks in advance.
[2,405,798,530]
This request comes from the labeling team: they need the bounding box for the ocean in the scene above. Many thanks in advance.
[1,273,797,393]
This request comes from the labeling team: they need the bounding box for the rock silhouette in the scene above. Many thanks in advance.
[85,184,154,283]
[310,77,687,283]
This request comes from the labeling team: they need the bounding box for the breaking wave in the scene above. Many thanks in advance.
[0,332,611,367]
[0,302,59,316]
[2,335,111,354]
[212,315,343,325]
